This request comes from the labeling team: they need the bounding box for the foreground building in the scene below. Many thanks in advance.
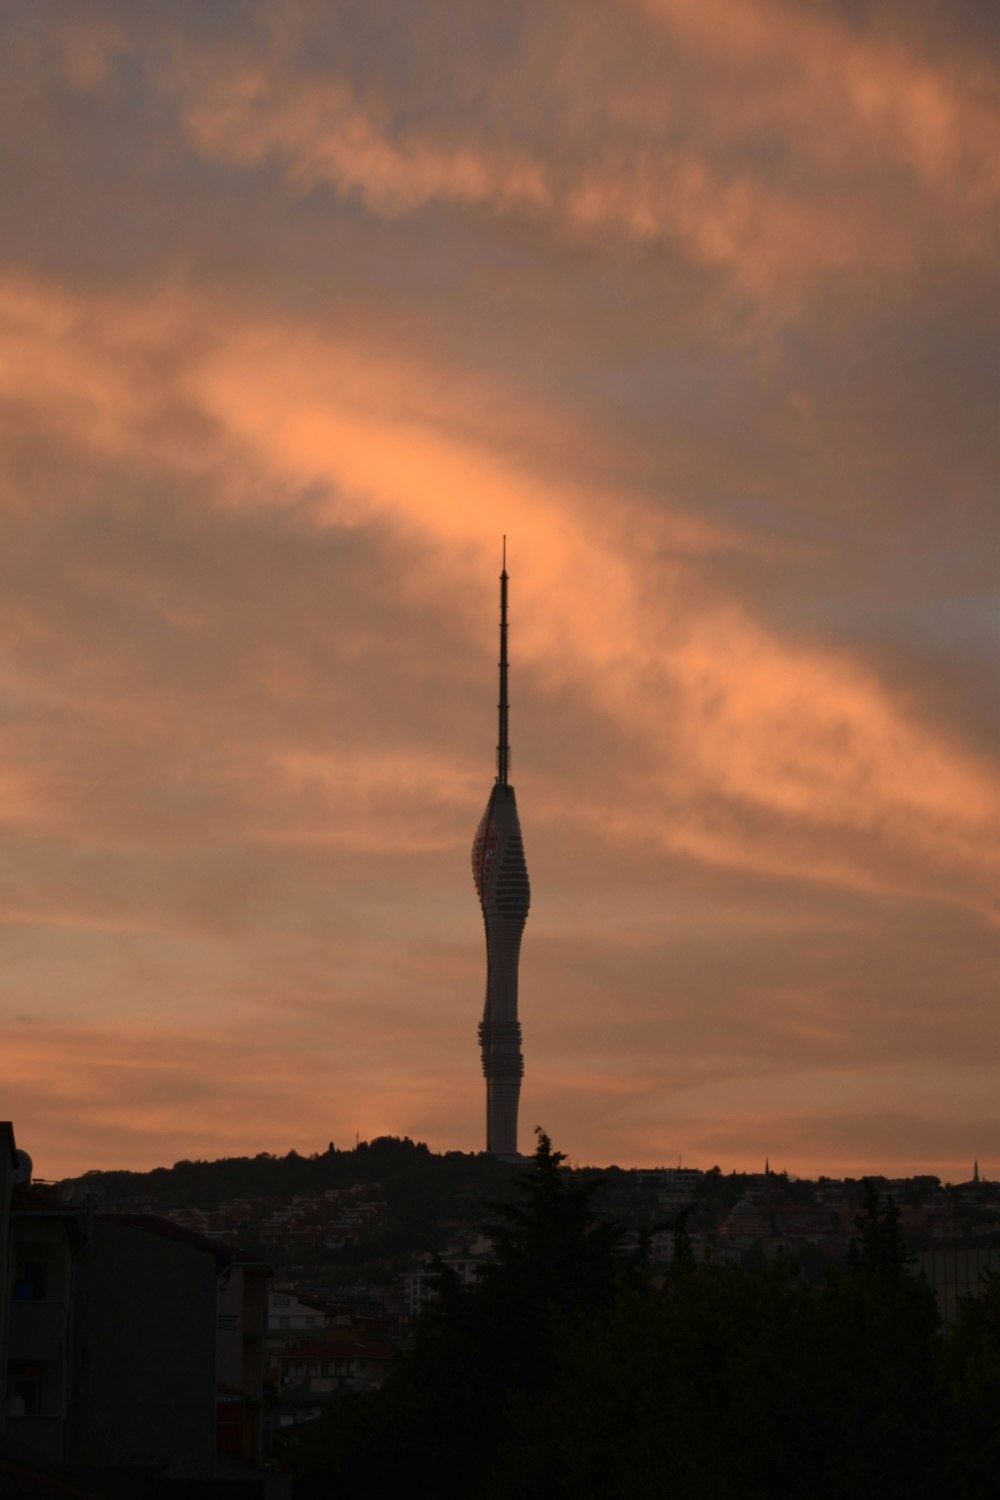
[471,547,531,1158]
[1,1136,275,1496]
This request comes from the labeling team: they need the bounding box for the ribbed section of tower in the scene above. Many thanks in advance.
[472,781,530,1157]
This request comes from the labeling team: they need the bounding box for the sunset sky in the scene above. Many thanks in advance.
[2,1,997,1181]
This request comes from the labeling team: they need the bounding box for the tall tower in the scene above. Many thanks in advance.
[471,543,530,1158]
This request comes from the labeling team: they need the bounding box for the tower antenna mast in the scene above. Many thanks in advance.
[497,536,510,785]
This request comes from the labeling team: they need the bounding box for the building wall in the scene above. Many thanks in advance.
[217,1265,246,1394]
[268,1289,328,1333]
[66,1219,218,1479]
[5,1213,75,1463]
[218,1260,268,1465]
[0,1125,17,1439]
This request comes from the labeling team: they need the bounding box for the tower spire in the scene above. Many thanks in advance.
[497,536,509,785]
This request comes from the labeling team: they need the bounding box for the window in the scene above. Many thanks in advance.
[14,1261,48,1301]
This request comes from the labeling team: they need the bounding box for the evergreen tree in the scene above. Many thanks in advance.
[942,1271,1000,1495]
[293,1130,633,1499]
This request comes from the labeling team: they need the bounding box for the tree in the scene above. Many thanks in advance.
[812,1181,943,1497]
[943,1272,1000,1494]
[485,1185,948,1499]
[293,1130,634,1499]
[846,1179,912,1285]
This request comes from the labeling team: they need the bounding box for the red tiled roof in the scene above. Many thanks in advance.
[272,1288,333,1313]
[276,1332,396,1361]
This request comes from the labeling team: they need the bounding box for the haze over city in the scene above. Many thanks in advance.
[2,0,997,1182]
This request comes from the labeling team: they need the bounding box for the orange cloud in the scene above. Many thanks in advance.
[148,0,1000,306]
[2,269,996,919]
[183,305,999,912]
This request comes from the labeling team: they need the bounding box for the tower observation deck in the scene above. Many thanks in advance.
[471,544,530,1158]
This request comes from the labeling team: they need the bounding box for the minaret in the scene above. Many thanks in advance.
[471,542,530,1158]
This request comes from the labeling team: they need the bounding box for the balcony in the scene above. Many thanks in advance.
[4,1413,65,1463]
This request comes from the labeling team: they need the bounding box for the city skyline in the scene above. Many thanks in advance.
[1,1,997,1182]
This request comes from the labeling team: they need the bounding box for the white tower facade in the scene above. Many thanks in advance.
[471,551,530,1158]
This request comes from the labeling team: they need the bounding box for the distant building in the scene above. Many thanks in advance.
[265,1285,337,1387]
[721,1199,773,1249]
[402,1252,489,1320]
[271,1328,396,1428]
[656,1168,703,1218]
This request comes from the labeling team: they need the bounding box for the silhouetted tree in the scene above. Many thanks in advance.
[291,1154,994,1500]
[293,1130,634,1499]
[484,1187,946,1499]
[942,1272,1000,1495]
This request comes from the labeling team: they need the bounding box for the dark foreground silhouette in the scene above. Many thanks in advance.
[288,1131,1000,1500]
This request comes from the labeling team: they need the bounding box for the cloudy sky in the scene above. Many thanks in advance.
[2,0,997,1180]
